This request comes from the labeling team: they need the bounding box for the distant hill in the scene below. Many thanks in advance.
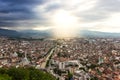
[0,28,120,38]
[80,30,120,38]
[0,28,52,38]
[19,30,52,38]
[0,28,21,37]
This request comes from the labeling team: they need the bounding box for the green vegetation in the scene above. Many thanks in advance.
[79,67,86,72]
[90,77,98,80]
[0,67,56,80]
[46,60,50,67]
[0,74,12,80]
[68,71,73,80]
[53,68,62,76]
[17,52,23,57]
[45,48,54,67]
[87,64,98,69]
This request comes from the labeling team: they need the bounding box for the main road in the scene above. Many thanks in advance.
[40,48,55,69]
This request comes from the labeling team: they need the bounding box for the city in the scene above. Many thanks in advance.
[0,0,120,80]
[0,37,119,80]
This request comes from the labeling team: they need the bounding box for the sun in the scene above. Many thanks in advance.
[52,10,78,38]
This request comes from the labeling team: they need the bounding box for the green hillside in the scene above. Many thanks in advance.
[0,67,56,80]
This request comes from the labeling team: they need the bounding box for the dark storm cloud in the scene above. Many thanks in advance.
[0,12,34,21]
[45,4,61,12]
[0,21,16,27]
[0,0,47,28]
[1,0,43,4]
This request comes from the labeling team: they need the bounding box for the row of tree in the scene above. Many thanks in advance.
[0,67,56,80]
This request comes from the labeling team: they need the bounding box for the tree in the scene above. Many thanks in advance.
[68,71,73,80]
[29,67,56,80]
[0,74,12,80]
[7,67,29,80]
[0,68,7,74]
[0,67,56,80]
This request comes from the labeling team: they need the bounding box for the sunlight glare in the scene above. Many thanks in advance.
[52,10,78,38]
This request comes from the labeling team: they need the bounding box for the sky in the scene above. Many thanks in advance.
[0,0,120,37]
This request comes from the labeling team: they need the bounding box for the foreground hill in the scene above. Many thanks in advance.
[0,67,56,80]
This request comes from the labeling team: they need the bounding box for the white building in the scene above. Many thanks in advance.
[59,62,65,70]
[21,53,30,66]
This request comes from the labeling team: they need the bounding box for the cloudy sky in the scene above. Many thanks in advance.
[0,0,120,37]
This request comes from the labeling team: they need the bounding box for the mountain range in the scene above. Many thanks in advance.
[0,28,120,38]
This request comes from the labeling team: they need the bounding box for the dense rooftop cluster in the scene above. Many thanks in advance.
[0,37,54,68]
[50,38,120,80]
